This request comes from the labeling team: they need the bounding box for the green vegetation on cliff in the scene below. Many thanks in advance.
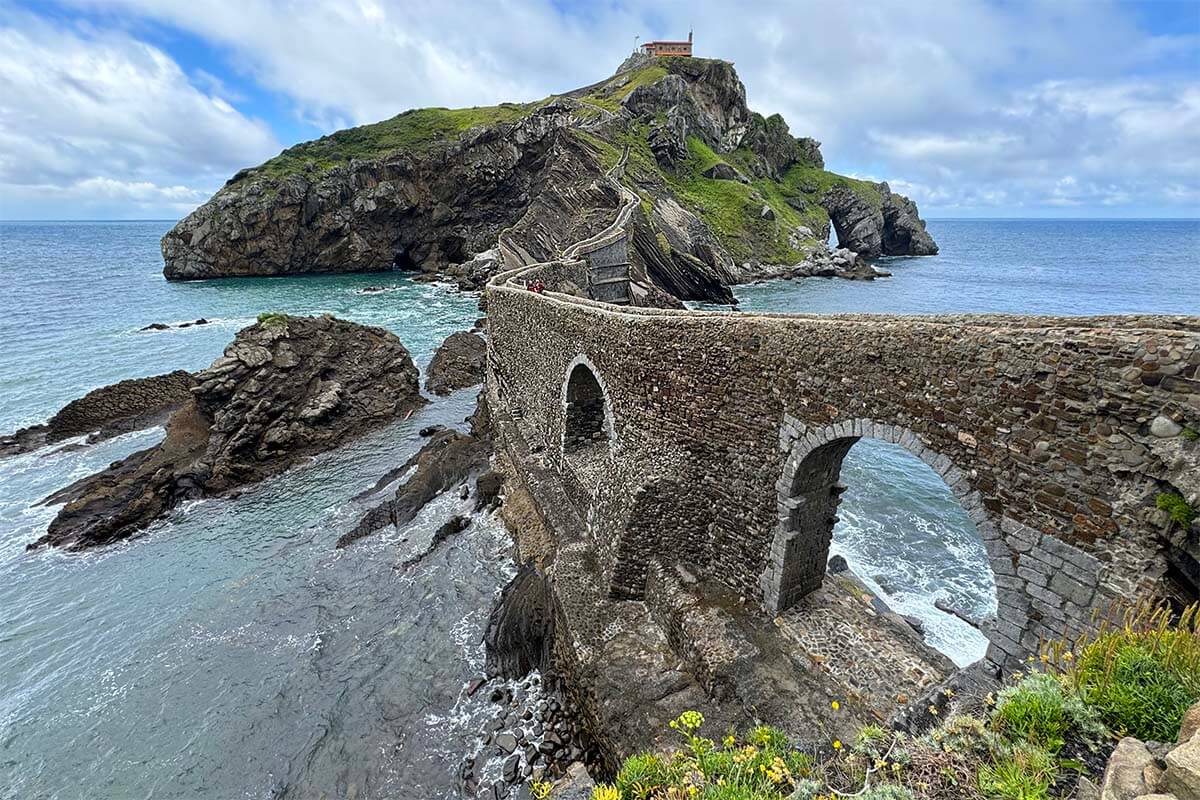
[576,63,670,113]
[577,123,842,265]
[248,103,540,180]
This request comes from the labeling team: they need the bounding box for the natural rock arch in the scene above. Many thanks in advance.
[561,356,613,454]
[760,420,1020,663]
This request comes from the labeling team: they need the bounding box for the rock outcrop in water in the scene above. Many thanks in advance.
[31,315,423,551]
[336,397,493,548]
[425,331,487,396]
[161,57,936,303]
[822,181,938,258]
[0,371,195,458]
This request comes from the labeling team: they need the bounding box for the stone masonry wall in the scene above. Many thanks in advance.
[486,258,1200,669]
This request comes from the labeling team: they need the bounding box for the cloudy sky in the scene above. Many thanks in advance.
[1,0,1197,220]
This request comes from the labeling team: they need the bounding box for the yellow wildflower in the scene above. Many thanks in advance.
[832,740,842,750]
[831,700,840,711]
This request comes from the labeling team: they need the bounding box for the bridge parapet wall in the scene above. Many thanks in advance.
[487,259,1200,667]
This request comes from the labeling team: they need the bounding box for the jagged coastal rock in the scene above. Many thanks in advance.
[31,315,423,550]
[425,331,487,395]
[336,397,492,548]
[0,371,196,458]
[161,57,936,305]
[822,180,938,258]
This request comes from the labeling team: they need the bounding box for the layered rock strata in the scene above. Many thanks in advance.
[161,57,937,306]
[1,371,195,458]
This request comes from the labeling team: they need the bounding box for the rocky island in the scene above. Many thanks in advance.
[161,55,936,303]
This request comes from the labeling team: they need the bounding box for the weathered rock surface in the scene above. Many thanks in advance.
[550,763,596,800]
[1165,731,1200,800]
[1180,700,1200,744]
[622,59,750,164]
[823,181,938,258]
[162,55,936,302]
[790,246,889,281]
[425,331,487,395]
[1093,723,1200,800]
[162,100,582,281]
[739,111,823,179]
[31,316,423,550]
[1,371,195,458]
[1100,737,1159,800]
[484,561,556,680]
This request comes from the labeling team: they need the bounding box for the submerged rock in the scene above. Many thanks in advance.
[425,331,487,396]
[31,315,423,551]
[0,370,195,458]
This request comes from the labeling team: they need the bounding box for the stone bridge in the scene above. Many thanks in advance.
[486,221,1199,672]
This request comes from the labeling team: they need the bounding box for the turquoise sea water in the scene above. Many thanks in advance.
[0,221,479,432]
[0,218,1196,798]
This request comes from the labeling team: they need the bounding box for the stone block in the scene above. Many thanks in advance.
[1050,573,1095,607]
[1099,738,1158,800]
[1164,734,1200,800]
[1179,701,1200,744]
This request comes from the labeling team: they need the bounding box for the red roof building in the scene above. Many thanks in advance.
[642,31,693,57]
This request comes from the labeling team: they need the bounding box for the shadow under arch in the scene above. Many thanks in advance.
[760,419,1020,663]
[561,356,613,455]
[609,477,713,600]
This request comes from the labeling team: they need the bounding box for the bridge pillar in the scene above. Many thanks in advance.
[762,437,857,612]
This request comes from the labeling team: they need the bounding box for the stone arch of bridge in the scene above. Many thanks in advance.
[561,354,614,455]
[759,419,1022,664]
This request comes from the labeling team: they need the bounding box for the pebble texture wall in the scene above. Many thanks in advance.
[486,256,1200,668]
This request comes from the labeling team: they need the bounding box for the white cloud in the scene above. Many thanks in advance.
[5,0,1199,217]
[0,9,279,218]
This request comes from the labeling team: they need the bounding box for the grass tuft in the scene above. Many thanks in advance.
[1156,492,1196,527]
[1065,600,1200,741]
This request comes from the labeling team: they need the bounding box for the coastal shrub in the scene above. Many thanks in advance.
[613,753,673,798]
[990,672,1104,754]
[854,723,890,757]
[587,712,806,800]
[590,786,621,800]
[1156,492,1197,527]
[256,311,288,328]
[977,742,1056,800]
[1068,601,1200,741]
[860,786,916,800]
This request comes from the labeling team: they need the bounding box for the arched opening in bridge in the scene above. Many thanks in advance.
[563,362,609,454]
[767,429,999,667]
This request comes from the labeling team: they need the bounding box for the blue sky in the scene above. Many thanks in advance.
[1,0,1197,220]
